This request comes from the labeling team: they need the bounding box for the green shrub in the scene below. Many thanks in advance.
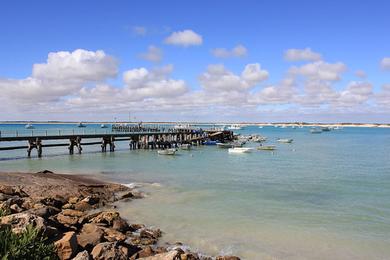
[0,224,58,260]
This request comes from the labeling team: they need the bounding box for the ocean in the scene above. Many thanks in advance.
[1,123,389,259]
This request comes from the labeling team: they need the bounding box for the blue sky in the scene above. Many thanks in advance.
[0,0,389,122]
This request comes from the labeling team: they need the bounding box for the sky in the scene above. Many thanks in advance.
[0,0,389,123]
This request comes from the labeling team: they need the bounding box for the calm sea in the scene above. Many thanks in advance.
[1,123,389,259]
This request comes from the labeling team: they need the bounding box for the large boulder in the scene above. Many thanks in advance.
[88,211,120,225]
[41,196,66,209]
[102,227,127,242]
[139,250,181,260]
[28,205,61,219]
[73,201,92,211]
[91,242,128,260]
[0,212,46,234]
[0,185,28,197]
[71,250,90,260]
[76,223,104,250]
[55,231,78,260]
[112,218,130,232]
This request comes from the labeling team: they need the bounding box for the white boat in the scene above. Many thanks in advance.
[25,123,34,129]
[174,124,192,130]
[228,147,253,153]
[216,142,233,148]
[101,124,108,128]
[310,128,322,134]
[157,148,176,155]
[277,138,293,143]
[258,126,263,129]
[77,122,86,127]
[252,135,267,142]
[180,144,191,150]
[257,145,276,151]
[228,124,242,130]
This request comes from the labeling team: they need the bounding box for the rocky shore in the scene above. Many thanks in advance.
[0,171,240,260]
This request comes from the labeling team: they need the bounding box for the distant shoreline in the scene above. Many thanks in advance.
[1,121,389,128]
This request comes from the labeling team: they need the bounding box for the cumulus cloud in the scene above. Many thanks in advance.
[164,30,203,47]
[211,44,247,58]
[289,61,347,81]
[380,57,390,70]
[284,48,322,62]
[336,82,373,107]
[139,45,163,62]
[376,84,390,106]
[0,49,117,103]
[199,63,268,92]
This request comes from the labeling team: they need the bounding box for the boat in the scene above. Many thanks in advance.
[252,135,267,142]
[258,126,263,129]
[277,138,293,143]
[227,124,242,130]
[257,145,276,151]
[157,148,176,155]
[174,124,193,130]
[321,126,331,132]
[228,147,254,153]
[203,140,218,145]
[25,123,34,129]
[310,128,322,134]
[100,124,108,128]
[77,122,87,127]
[180,144,191,150]
[216,142,233,148]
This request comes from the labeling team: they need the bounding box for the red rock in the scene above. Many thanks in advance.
[54,231,78,260]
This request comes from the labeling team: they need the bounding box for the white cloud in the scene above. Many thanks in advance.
[380,57,390,70]
[376,84,390,106]
[199,63,268,92]
[289,61,347,81]
[284,48,322,62]
[139,45,163,63]
[164,30,203,47]
[132,26,147,36]
[212,44,247,58]
[336,82,373,107]
[0,49,117,103]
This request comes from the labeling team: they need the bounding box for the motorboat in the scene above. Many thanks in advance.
[101,124,108,128]
[277,138,293,143]
[321,127,331,132]
[216,142,233,148]
[157,148,176,155]
[228,124,242,130]
[180,144,191,150]
[257,145,276,151]
[25,123,34,129]
[203,140,218,145]
[252,135,267,142]
[228,147,254,153]
[310,128,322,134]
[77,122,87,127]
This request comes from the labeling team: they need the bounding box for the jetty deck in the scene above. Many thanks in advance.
[0,127,233,157]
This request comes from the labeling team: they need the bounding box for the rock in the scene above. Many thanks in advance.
[28,205,61,219]
[41,196,66,209]
[62,203,75,209]
[10,203,23,213]
[89,211,120,225]
[102,227,127,242]
[0,201,11,215]
[130,246,155,259]
[56,213,80,227]
[76,223,104,249]
[81,195,99,205]
[21,198,36,210]
[180,253,200,260]
[129,223,145,231]
[112,218,129,232]
[55,231,78,260]
[36,169,54,174]
[73,201,92,211]
[121,190,144,200]
[140,250,181,260]
[215,256,241,260]
[71,250,90,260]
[62,209,85,217]
[0,185,28,197]
[0,212,46,234]
[0,193,12,201]
[91,242,128,260]
[68,197,79,204]
[140,228,162,239]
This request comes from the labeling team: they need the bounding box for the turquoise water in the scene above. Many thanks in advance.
[1,124,390,259]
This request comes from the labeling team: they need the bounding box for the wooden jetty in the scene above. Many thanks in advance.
[0,127,233,158]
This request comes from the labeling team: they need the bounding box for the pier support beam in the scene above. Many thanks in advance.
[27,138,42,157]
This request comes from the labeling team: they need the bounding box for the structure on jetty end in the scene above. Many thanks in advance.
[0,125,233,158]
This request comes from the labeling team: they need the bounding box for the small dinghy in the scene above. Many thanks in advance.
[228,147,254,153]
[257,145,276,151]
[157,148,176,155]
[180,144,191,150]
[25,123,34,129]
[277,138,293,143]
[217,142,233,148]
[310,128,322,134]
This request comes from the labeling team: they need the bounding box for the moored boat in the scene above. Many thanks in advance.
[228,147,254,153]
[216,142,233,148]
[77,122,86,127]
[157,148,176,155]
[101,124,108,128]
[203,140,218,145]
[228,124,242,130]
[25,123,34,129]
[257,145,276,151]
[277,138,293,143]
[310,128,322,134]
[180,144,191,150]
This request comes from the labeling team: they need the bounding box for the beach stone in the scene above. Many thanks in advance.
[21,198,36,210]
[62,203,75,210]
[68,197,79,204]
[0,201,11,215]
[0,185,28,197]
[55,231,78,260]
[0,193,13,201]
[57,213,80,226]
[91,242,128,260]
[112,218,130,232]
[62,209,85,217]
[129,223,145,231]
[73,201,92,211]
[102,227,127,242]
[28,205,61,219]
[76,223,104,249]
[140,250,181,260]
[81,195,99,205]
[0,212,46,234]
[41,196,66,209]
[10,203,23,213]
[71,250,91,260]
[215,256,241,260]
[180,253,200,260]
[89,211,120,225]
[130,246,155,259]
[140,228,162,239]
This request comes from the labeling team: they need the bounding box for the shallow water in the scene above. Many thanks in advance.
[1,124,390,259]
